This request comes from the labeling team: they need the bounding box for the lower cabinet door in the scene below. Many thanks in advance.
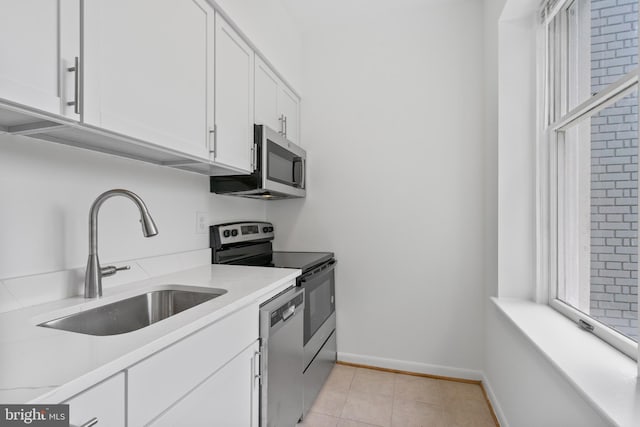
[64,372,125,427]
[150,340,259,427]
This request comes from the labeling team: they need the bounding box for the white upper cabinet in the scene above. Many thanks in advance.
[0,0,80,119]
[213,13,254,173]
[279,85,300,145]
[254,56,281,132]
[0,0,300,174]
[254,56,301,145]
[82,0,212,161]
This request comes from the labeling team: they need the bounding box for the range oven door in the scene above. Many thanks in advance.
[300,259,336,346]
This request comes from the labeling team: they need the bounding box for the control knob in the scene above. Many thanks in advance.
[223,230,231,238]
[231,229,238,237]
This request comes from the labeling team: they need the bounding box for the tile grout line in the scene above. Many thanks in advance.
[389,374,396,427]
[340,367,390,427]
[338,361,500,427]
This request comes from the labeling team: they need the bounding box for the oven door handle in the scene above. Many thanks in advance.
[300,259,337,283]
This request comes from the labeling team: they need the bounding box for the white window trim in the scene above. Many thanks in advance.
[492,297,640,426]
[537,0,640,362]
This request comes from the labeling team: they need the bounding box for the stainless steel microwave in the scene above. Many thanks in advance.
[210,125,306,199]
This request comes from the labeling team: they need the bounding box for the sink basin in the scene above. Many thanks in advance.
[39,286,227,336]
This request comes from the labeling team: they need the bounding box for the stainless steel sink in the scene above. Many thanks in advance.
[39,286,227,336]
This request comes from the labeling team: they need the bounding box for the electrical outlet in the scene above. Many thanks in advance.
[196,212,208,234]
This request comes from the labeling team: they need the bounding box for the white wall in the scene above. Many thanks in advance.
[484,0,503,301]
[0,133,264,280]
[268,0,486,375]
[485,303,611,427]
[497,15,538,300]
[213,0,302,91]
[0,0,301,282]
[483,0,612,425]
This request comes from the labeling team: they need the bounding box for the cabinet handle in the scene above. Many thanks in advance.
[278,114,284,135]
[209,125,217,156]
[67,56,80,115]
[79,418,98,427]
[283,116,288,139]
[253,350,262,386]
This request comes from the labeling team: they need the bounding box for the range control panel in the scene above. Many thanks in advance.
[211,221,274,248]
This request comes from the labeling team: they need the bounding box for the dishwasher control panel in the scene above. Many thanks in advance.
[271,292,304,327]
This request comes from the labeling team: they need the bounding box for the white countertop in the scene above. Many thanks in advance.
[0,264,300,404]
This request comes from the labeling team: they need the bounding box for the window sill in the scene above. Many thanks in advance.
[492,297,640,427]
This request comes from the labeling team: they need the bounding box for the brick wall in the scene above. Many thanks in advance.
[590,0,638,338]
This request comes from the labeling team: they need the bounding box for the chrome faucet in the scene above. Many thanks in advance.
[84,189,159,298]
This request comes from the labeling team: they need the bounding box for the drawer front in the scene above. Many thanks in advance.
[303,330,336,416]
[150,341,259,427]
[64,372,125,427]
[128,304,258,426]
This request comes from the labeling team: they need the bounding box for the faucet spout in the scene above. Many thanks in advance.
[85,189,158,298]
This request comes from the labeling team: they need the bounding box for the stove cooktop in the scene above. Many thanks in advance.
[210,222,334,273]
[271,251,334,273]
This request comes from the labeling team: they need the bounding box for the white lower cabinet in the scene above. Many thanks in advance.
[59,304,263,427]
[127,303,258,426]
[64,372,125,427]
[151,340,260,427]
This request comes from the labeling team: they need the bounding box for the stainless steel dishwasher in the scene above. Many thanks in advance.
[260,287,305,427]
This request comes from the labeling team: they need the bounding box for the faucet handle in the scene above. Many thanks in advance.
[101,264,131,278]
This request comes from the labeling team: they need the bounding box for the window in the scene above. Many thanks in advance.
[543,0,639,358]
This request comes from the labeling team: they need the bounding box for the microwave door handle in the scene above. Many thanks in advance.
[293,157,304,188]
[301,158,306,189]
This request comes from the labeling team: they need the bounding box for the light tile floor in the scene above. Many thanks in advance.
[299,365,497,427]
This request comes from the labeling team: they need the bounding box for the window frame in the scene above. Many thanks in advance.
[540,0,640,360]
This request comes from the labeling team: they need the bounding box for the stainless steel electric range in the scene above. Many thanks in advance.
[210,221,337,422]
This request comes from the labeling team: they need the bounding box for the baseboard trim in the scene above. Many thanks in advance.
[337,352,484,381]
[337,352,503,427]
[481,374,506,427]
[336,360,482,385]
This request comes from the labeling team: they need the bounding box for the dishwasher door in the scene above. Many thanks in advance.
[260,287,305,427]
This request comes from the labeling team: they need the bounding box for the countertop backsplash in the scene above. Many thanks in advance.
[0,248,212,314]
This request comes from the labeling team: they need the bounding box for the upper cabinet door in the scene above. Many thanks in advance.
[254,56,281,132]
[0,0,80,119]
[83,0,212,161]
[278,85,300,145]
[214,13,254,173]
[254,56,301,145]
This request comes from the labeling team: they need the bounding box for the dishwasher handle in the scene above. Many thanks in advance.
[282,305,296,321]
